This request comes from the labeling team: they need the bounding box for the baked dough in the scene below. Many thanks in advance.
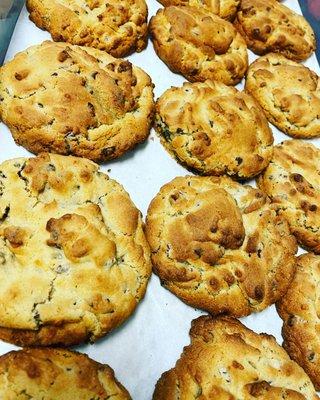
[246,54,320,139]
[26,0,148,57]
[277,253,320,391]
[146,175,297,317]
[0,348,131,399]
[0,153,151,346]
[156,0,239,20]
[149,5,248,85]
[0,41,154,162]
[155,80,273,178]
[234,0,316,61]
[257,140,320,253]
[153,316,319,400]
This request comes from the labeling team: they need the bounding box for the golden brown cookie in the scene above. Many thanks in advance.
[0,41,154,163]
[145,175,297,318]
[156,0,239,20]
[149,6,248,85]
[0,348,131,399]
[153,315,319,400]
[257,140,320,253]
[0,153,151,347]
[155,80,273,178]
[245,54,320,139]
[277,253,320,391]
[234,0,316,61]
[26,0,147,57]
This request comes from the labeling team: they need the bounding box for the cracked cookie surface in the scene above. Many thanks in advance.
[153,315,319,400]
[0,41,154,162]
[149,5,248,85]
[0,153,151,346]
[156,0,239,20]
[246,54,320,139]
[234,0,316,62]
[277,253,320,391]
[26,0,148,57]
[257,140,320,253]
[155,80,273,178]
[0,347,131,399]
[145,175,297,317]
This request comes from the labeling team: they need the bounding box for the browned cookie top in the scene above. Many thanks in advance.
[246,54,320,139]
[0,41,154,162]
[26,0,148,57]
[153,316,319,400]
[0,153,151,347]
[150,5,248,85]
[156,0,239,20]
[234,0,316,61]
[257,140,320,253]
[146,175,297,318]
[155,80,273,178]
[277,253,320,391]
[0,348,131,399]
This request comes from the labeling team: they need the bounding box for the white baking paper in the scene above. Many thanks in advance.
[0,1,319,398]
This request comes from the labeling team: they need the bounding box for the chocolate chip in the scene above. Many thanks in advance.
[14,70,28,80]
[101,146,116,157]
[47,164,56,172]
[194,248,203,257]
[292,173,303,182]
[118,61,131,73]
[87,102,96,117]
[309,204,317,212]
[170,193,179,202]
[106,63,115,72]
[0,253,5,265]
[254,285,264,300]
[252,28,260,39]
[265,25,271,34]
[58,50,70,62]
[287,315,296,326]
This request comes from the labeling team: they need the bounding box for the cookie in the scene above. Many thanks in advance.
[0,41,154,163]
[234,0,316,61]
[155,80,273,178]
[26,0,147,57]
[156,0,239,20]
[153,315,319,400]
[0,153,151,347]
[277,253,320,391]
[145,175,297,318]
[0,348,131,399]
[257,140,320,253]
[246,54,320,139]
[149,6,248,85]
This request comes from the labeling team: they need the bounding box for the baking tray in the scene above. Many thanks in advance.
[0,1,319,398]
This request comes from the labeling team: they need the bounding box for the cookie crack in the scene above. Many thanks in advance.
[32,274,58,329]
[0,205,10,223]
